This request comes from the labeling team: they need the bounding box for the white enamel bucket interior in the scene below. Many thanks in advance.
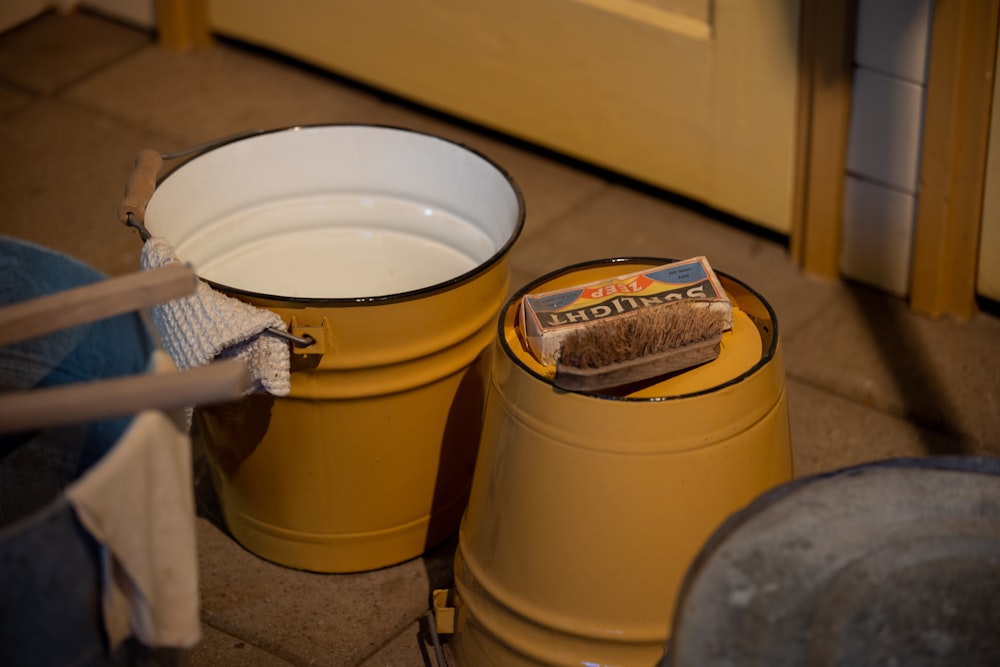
[144,125,523,299]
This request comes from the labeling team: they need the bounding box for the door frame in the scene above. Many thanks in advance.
[155,0,211,50]
[790,0,857,281]
[783,0,1000,318]
[909,0,1000,319]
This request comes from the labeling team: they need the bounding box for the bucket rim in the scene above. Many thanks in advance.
[499,257,781,402]
[153,123,526,307]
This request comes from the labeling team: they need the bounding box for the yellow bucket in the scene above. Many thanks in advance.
[447,258,793,665]
[143,125,524,572]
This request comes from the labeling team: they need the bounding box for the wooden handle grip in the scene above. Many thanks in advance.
[0,359,250,435]
[117,148,163,226]
[0,263,198,347]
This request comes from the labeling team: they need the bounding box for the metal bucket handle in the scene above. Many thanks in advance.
[116,132,315,350]
[117,130,266,240]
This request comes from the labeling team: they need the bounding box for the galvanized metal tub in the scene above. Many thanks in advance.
[668,456,1000,667]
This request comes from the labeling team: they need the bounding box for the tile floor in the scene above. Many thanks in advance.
[1,9,999,667]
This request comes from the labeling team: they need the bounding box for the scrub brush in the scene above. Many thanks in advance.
[553,300,727,391]
[519,257,733,393]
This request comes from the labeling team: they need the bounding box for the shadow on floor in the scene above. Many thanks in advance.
[848,283,973,456]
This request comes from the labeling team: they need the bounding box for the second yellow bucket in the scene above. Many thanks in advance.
[445,258,793,665]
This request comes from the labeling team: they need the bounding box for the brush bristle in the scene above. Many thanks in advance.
[557,302,725,369]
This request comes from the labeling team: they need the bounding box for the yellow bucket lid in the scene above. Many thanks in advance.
[503,258,774,400]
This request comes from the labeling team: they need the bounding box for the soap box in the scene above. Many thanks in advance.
[519,257,733,366]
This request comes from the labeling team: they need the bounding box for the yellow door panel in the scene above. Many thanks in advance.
[208,0,800,232]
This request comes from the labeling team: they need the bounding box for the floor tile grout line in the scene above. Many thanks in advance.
[785,373,976,447]
[49,59,195,151]
[354,610,438,667]
[200,618,312,666]
[53,37,152,97]
[0,75,42,99]
[198,618,302,665]
[0,23,153,100]
[515,182,613,244]
[773,288,845,341]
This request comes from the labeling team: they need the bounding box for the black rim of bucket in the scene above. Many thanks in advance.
[499,257,780,403]
[152,124,526,307]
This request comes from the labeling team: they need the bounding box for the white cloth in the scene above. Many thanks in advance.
[140,237,290,398]
[65,351,201,651]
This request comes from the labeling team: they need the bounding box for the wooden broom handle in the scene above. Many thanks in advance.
[0,358,249,435]
[0,263,197,347]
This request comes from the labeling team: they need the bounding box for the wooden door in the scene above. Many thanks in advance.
[205,0,802,233]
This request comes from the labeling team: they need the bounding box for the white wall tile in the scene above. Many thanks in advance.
[855,0,933,84]
[846,68,925,193]
[840,176,915,296]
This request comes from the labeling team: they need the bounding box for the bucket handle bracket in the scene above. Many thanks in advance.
[288,317,332,356]
[432,589,455,635]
